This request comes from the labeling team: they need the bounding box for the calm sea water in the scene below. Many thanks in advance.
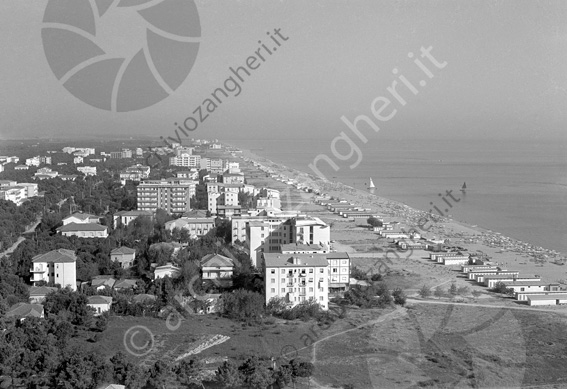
[226,137,567,255]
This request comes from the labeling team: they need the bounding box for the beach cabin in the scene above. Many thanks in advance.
[484,275,541,288]
[87,295,112,315]
[527,294,567,306]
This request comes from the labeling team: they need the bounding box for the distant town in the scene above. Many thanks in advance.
[0,138,566,388]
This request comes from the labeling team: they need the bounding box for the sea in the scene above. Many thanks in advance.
[225,137,567,256]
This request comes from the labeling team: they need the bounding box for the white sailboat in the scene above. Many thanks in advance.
[369,178,376,189]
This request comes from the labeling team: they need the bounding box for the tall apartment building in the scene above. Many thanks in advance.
[30,249,77,291]
[264,253,329,310]
[169,153,201,168]
[110,149,132,159]
[200,157,224,173]
[231,214,330,267]
[137,178,196,214]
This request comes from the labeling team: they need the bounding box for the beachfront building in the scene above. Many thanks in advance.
[63,213,100,225]
[200,157,224,174]
[57,223,108,238]
[165,216,216,238]
[527,294,567,306]
[170,153,201,168]
[264,253,329,310]
[246,216,330,267]
[137,178,196,214]
[484,275,542,288]
[113,210,153,228]
[30,249,77,291]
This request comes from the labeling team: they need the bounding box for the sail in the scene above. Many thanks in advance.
[369,178,376,188]
[462,182,467,190]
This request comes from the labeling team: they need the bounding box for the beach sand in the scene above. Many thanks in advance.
[227,145,567,300]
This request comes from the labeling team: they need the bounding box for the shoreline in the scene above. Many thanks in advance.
[223,141,566,263]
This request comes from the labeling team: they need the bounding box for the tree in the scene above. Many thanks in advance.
[216,360,243,388]
[434,286,445,299]
[457,286,470,296]
[146,360,170,389]
[491,281,513,295]
[110,352,146,389]
[239,356,272,389]
[220,289,265,323]
[367,217,383,227]
[392,288,406,306]
[175,359,205,388]
[448,283,458,296]
[418,285,431,298]
[471,290,482,299]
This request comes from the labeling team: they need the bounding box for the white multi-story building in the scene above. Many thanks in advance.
[30,249,77,291]
[165,217,216,237]
[25,156,40,167]
[169,153,201,168]
[73,156,84,164]
[264,253,329,310]
[77,166,96,176]
[0,186,27,206]
[120,164,150,181]
[137,178,196,214]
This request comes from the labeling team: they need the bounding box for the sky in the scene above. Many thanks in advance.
[1,0,567,142]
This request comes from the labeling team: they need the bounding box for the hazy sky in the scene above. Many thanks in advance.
[2,0,567,141]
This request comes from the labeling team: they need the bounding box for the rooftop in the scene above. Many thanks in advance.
[6,303,44,318]
[264,253,329,268]
[57,222,107,232]
[111,246,136,255]
[32,249,76,263]
[201,253,234,268]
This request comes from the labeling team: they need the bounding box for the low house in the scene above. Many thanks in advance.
[484,275,541,288]
[57,222,108,238]
[113,210,153,228]
[62,213,100,225]
[87,295,112,315]
[201,254,235,288]
[111,246,136,269]
[91,276,116,290]
[443,256,471,266]
[29,286,57,304]
[516,290,567,301]
[165,217,216,238]
[113,279,139,291]
[154,263,181,279]
[6,303,44,319]
[396,239,427,251]
[461,265,499,273]
[133,294,157,304]
[504,281,561,295]
[527,294,567,306]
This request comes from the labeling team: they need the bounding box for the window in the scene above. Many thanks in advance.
[309,269,313,273]
[281,278,285,283]
[309,287,313,292]
[281,288,285,292]
[320,269,324,273]
[333,268,337,273]
[271,278,275,283]
[270,269,275,274]
[281,269,285,274]
[319,296,323,301]
[271,288,275,293]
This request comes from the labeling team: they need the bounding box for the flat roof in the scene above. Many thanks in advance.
[505,281,558,287]
[527,294,567,301]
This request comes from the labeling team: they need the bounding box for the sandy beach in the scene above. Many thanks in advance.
[226,144,567,296]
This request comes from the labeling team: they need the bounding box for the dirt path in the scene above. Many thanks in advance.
[407,298,567,315]
[0,216,41,258]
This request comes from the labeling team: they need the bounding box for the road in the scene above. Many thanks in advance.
[0,216,41,258]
